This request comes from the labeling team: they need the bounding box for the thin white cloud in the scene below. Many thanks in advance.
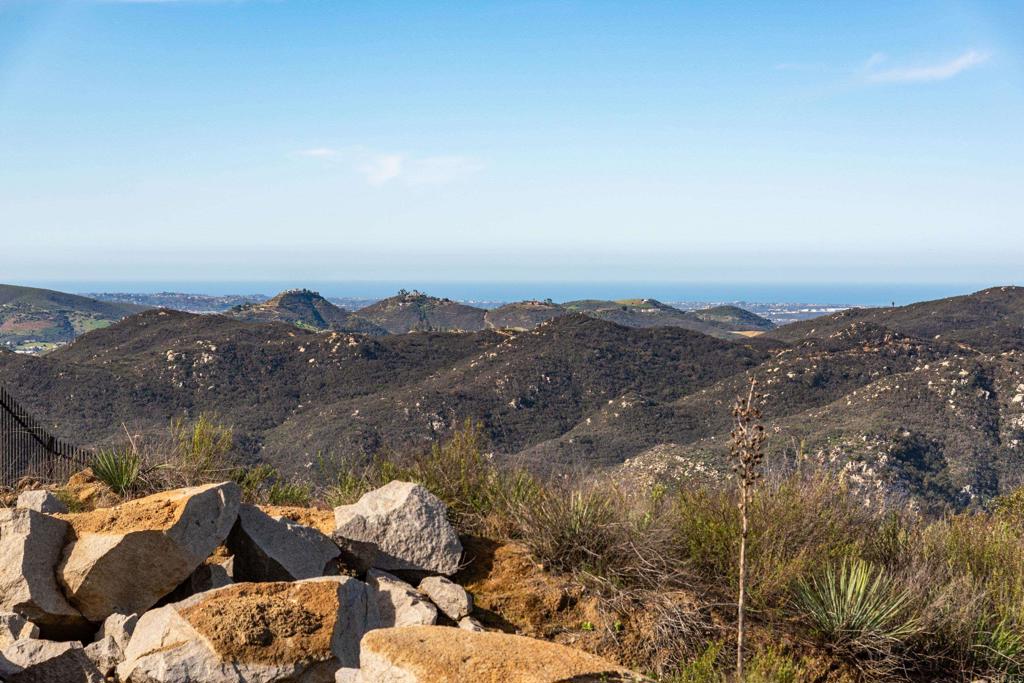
[294,145,481,187]
[360,154,405,186]
[864,49,991,84]
[863,52,887,70]
[295,146,483,187]
[358,153,483,187]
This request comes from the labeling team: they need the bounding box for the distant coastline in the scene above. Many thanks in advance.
[19,280,997,308]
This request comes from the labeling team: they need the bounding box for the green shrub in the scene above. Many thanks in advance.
[92,447,141,497]
[318,420,541,533]
[53,487,88,513]
[672,471,877,608]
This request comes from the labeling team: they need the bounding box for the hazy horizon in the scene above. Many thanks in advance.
[9,278,1011,307]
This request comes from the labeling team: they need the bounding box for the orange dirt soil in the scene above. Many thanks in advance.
[180,582,339,666]
[361,626,640,682]
[62,488,187,535]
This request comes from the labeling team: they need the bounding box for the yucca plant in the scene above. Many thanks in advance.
[795,558,919,676]
[92,447,142,497]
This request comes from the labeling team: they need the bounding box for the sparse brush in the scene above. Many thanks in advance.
[267,479,312,506]
[744,647,807,683]
[794,558,919,677]
[516,486,621,573]
[231,464,277,503]
[230,464,311,506]
[670,641,726,683]
[92,447,141,497]
[316,421,542,534]
[171,413,234,483]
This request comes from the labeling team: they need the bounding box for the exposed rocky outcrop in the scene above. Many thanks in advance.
[0,613,38,649]
[58,482,241,622]
[418,576,472,621]
[0,478,645,682]
[0,638,103,683]
[366,570,437,629]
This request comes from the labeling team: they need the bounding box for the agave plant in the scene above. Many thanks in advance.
[795,558,919,674]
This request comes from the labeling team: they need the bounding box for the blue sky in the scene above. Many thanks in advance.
[0,0,1021,289]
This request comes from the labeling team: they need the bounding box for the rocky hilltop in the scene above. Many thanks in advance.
[0,477,645,681]
[225,289,386,335]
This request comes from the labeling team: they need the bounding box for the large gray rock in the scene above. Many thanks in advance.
[333,481,462,576]
[418,576,472,621]
[117,577,368,683]
[358,626,649,682]
[0,639,103,683]
[0,508,88,638]
[15,490,68,515]
[0,613,38,649]
[366,570,437,629]
[58,482,240,622]
[227,504,340,582]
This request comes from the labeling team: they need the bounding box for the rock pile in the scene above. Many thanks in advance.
[0,479,644,682]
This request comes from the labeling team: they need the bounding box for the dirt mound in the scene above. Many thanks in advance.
[180,582,339,666]
[457,536,611,656]
[62,469,119,511]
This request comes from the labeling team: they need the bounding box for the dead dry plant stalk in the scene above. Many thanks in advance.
[729,378,765,681]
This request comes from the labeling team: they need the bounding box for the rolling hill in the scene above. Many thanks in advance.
[561,299,773,338]
[224,289,386,335]
[769,285,1024,352]
[354,291,488,333]
[484,300,567,331]
[0,284,146,350]
[2,285,1021,511]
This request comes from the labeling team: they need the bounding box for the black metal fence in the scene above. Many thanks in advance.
[0,386,92,488]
